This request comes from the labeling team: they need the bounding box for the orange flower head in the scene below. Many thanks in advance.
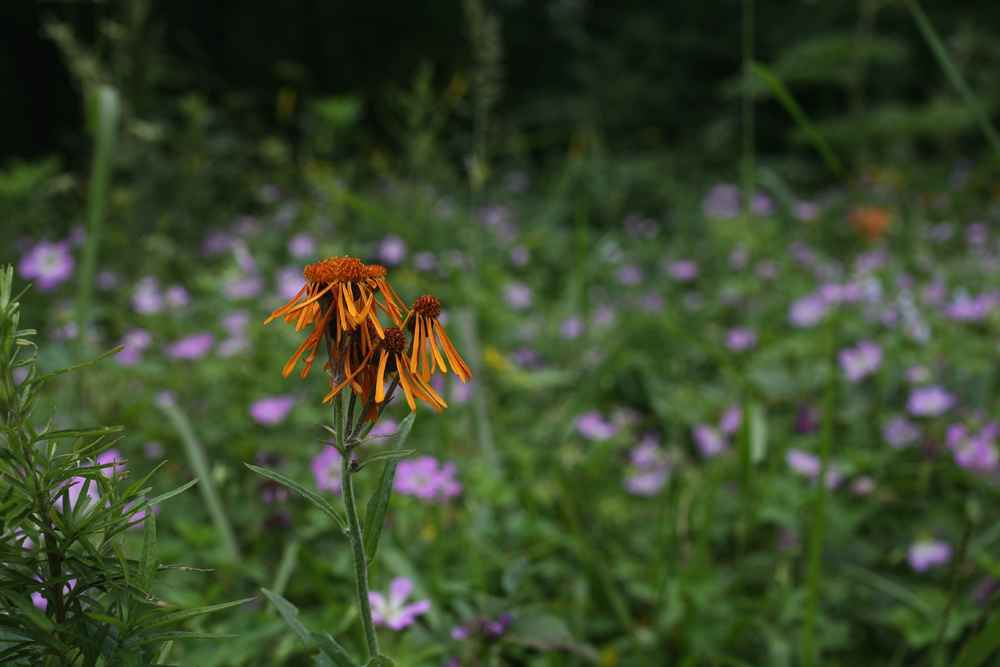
[403,294,471,384]
[848,205,892,240]
[265,255,403,381]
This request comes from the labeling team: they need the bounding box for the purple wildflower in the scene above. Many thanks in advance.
[202,230,234,257]
[693,424,727,458]
[395,456,462,500]
[287,233,316,259]
[575,411,617,440]
[369,577,431,631]
[116,328,153,366]
[729,245,749,270]
[311,446,342,495]
[725,327,757,352]
[95,269,118,291]
[377,234,408,266]
[719,405,743,436]
[666,259,699,281]
[755,261,778,279]
[640,293,665,313]
[786,449,841,488]
[623,469,668,497]
[249,395,296,425]
[165,332,214,360]
[789,293,829,328]
[751,192,775,216]
[907,386,956,417]
[503,282,533,310]
[560,316,585,340]
[701,183,741,220]
[795,201,821,222]
[276,266,307,300]
[164,285,191,310]
[617,265,644,286]
[838,340,883,382]
[413,252,438,272]
[908,540,952,572]
[945,423,999,474]
[850,476,876,496]
[883,416,922,450]
[18,240,75,291]
[132,276,163,314]
[944,293,998,321]
[223,276,264,300]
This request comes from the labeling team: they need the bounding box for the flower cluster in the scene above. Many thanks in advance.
[623,432,670,497]
[265,256,470,421]
[945,422,999,474]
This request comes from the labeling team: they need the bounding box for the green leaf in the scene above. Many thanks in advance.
[23,345,125,385]
[0,590,54,632]
[134,597,255,633]
[85,612,127,632]
[139,503,158,590]
[146,478,199,507]
[245,464,348,533]
[362,412,415,563]
[354,449,415,472]
[365,655,396,667]
[311,631,360,667]
[948,607,1000,667]
[749,402,768,463]
[748,61,849,182]
[260,588,312,648]
[34,425,123,441]
[151,640,174,665]
[127,631,240,646]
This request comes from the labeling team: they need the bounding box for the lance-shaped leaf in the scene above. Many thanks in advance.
[34,425,123,441]
[354,449,415,473]
[133,597,255,633]
[245,464,348,533]
[362,412,415,563]
[139,505,158,590]
[22,345,125,386]
[146,478,200,508]
[311,631,359,667]
[127,631,240,646]
[0,590,54,632]
[260,588,311,648]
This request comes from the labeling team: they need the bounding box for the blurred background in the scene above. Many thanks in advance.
[4,0,1000,665]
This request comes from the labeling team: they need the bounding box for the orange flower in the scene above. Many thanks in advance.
[402,295,472,384]
[848,205,892,240]
[331,326,446,415]
[264,256,406,379]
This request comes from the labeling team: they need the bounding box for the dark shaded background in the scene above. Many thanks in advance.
[2,0,998,170]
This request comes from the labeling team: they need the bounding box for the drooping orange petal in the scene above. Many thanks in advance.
[375,350,390,403]
[264,284,309,324]
[434,320,471,382]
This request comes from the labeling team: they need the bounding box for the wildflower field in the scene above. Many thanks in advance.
[4,1,1000,666]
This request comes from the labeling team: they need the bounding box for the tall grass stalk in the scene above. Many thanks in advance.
[158,397,242,564]
[801,322,838,667]
[75,85,120,361]
[741,0,755,217]
[903,0,1000,162]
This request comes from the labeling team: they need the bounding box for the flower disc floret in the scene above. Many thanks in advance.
[383,326,408,354]
[304,257,386,284]
[412,295,442,319]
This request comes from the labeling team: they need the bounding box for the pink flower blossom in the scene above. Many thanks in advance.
[786,449,841,488]
[725,327,757,352]
[907,386,955,417]
[838,340,883,382]
[560,316,585,340]
[693,424,727,458]
[287,233,316,259]
[907,539,951,572]
[575,411,617,440]
[249,395,296,425]
[311,446,343,495]
[666,259,699,281]
[18,240,75,291]
[883,415,922,449]
[789,293,829,328]
[377,234,408,266]
[394,456,462,500]
[503,282,533,310]
[369,577,431,630]
[165,332,214,360]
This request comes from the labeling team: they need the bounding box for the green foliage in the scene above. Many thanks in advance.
[0,266,246,665]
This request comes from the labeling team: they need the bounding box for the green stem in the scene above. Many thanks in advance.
[802,321,838,667]
[338,393,380,658]
[742,0,755,217]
